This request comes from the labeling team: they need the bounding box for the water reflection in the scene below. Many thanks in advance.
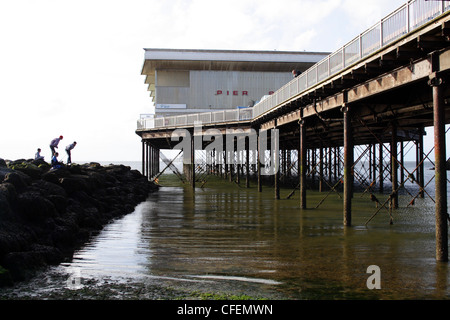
[55,174,450,299]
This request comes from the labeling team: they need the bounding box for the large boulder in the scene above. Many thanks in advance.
[3,172,29,192]
[1,251,45,281]
[0,187,13,220]
[16,191,58,222]
[31,179,67,197]
[9,162,43,180]
[0,265,13,287]
[59,175,90,194]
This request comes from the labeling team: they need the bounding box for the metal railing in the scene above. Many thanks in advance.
[137,0,450,131]
[137,108,253,129]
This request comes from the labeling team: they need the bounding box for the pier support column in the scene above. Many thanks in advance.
[257,131,262,192]
[300,119,307,209]
[372,144,377,183]
[224,149,228,179]
[343,105,353,226]
[274,123,280,200]
[246,143,250,188]
[190,131,195,190]
[228,150,233,183]
[391,122,398,209]
[430,73,448,262]
[319,147,324,192]
[418,127,425,198]
[400,141,404,184]
[379,142,384,193]
[236,151,241,185]
[142,140,146,178]
[146,143,151,179]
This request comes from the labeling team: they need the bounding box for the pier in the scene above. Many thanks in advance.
[137,1,450,262]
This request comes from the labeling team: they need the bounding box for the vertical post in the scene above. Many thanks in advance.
[220,150,224,178]
[142,140,146,178]
[430,73,448,262]
[311,148,316,188]
[287,150,292,178]
[334,146,338,182]
[372,144,377,183]
[229,150,235,182]
[328,147,332,184]
[257,131,262,192]
[300,119,307,209]
[152,146,156,177]
[400,141,404,184]
[391,122,398,209]
[229,150,233,183]
[147,143,150,179]
[418,127,425,198]
[152,145,155,178]
[246,142,250,188]
[343,105,353,226]
[319,147,324,192]
[224,148,228,179]
[191,131,195,190]
[152,146,156,178]
[369,144,373,182]
[379,142,384,193]
[274,129,280,200]
[236,150,241,185]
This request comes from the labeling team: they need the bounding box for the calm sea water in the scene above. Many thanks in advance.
[3,160,450,299]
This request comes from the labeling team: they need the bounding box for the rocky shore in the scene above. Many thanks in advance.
[0,158,157,287]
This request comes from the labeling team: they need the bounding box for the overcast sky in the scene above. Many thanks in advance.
[0,0,425,163]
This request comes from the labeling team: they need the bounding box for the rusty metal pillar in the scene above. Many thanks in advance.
[400,141,405,184]
[152,146,156,178]
[224,149,228,179]
[418,127,425,198]
[142,140,146,178]
[146,143,151,179]
[430,73,448,262]
[190,131,195,190]
[154,147,158,177]
[228,150,233,183]
[343,105,353,226]
[372,144,377,183]
[311,148,316,188]
[391,122,398,209]
[236,151,241,185]
[157,148,160,175]
[379,142,384,193]
[300,119,307,209]
[220,150,224,178]
[287,149,292,178]
[257,131,262,192]
[150,145,155,178]
[319,147,324,192]
[246,144,250,188]
[274,140,280,200]
[328,147,332,184]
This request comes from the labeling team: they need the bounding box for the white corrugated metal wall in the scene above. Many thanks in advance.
[155,70,292,112]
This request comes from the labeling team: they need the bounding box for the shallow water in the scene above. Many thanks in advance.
[2,167,450,300]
